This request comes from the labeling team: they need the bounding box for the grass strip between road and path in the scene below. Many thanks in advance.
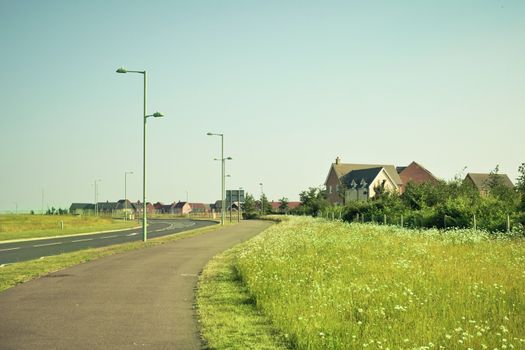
[0,221,223,293]
[0,215,138,242]
[196,243,291,350]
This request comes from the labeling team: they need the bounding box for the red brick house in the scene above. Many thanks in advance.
[270,201,302,213]
[396,161,439,192]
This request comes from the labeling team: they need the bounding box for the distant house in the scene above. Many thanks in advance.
[397,161,439,192]
[69,203,94,215]
[189,203,210,214]
[325,157,403,204]
[173,201,192,215]
[464,173,514,195]
[270,201,302,213]
[131,201,155,215]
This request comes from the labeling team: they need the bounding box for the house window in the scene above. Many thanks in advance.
[329,185,332,194]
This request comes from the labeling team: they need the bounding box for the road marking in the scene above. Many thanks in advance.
[180,273,198,277]
[126,232,139,237]
[0,247,21,252]
[0,263,10,267]
[99,235,119,239]
[71,238,93,243]
[33,242,63,247]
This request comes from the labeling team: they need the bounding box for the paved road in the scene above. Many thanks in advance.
[0,220,272,350]
[0,219,216,265]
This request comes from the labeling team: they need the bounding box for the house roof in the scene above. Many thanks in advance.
[69,203,94,210]
[97,202,118,210]
[465,173,514,190]
[398,161,439,184]
[174,201,189,209]
[340,167,384,188]
[329,162,403,186]
[189,203,209,210]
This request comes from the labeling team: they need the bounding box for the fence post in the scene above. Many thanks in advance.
[362,214,365,223]
[331,212,335,221]
[384,214,387,225]
[60,221,64,230]
[356,213,359,222]
[444,215,446,229]
[473,214,477,231]
[400,214,403,227]
[507,214,510,233]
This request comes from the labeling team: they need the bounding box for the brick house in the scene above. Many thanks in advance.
[325,157,403,205]
[396,161,439,192]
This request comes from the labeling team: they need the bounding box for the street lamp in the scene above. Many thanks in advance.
[94,179,101,216]
[259,182,264,215]
[124,171,133,220]
[117,67,164,242]
[209,135,233,225]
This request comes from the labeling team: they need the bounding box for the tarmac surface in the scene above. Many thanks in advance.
[0,220,272,350]
[0,219,216,265]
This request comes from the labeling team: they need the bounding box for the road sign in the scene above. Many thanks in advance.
[226,189,245,203]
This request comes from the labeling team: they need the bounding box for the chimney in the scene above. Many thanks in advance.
[335,156,341,165]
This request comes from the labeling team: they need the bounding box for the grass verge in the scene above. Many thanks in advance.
[0,214,137,241]
[234,216,524,349]
[196,244,291,350]
[0,222,221,293]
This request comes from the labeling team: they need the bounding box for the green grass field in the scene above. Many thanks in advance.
[0,214,137,241]
[227,217,525,349]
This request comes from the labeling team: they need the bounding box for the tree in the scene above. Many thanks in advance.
[242,193,257,219]
[278,197,289,213]
[299,187,329,216]
[516,163,525,212]
[260,193,272,214]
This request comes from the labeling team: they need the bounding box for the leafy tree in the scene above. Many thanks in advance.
[516,163,525,212]
[260,193,272,214]
[242,193,257,219]
[299,187,329,216]
[278,197,289,213]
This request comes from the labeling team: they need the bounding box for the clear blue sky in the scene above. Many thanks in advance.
[1,0,524,212]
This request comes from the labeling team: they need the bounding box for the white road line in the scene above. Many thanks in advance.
[126,232,139,237]
[0,247,21,252]
[33,242,63,248]
[71,238,93,243]
[99,235,119,239]
[0,263,10,267]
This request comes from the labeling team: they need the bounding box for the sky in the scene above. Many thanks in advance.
[0,0,524,212]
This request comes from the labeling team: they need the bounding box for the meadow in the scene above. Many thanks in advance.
[232,217,524,349]
[0,214,137,241]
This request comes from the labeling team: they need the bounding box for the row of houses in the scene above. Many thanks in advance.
[324,157,514,205]
[69,200,222,217]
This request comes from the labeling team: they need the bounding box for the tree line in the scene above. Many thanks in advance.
[242,164,525,233]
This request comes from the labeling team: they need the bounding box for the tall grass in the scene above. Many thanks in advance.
[0,214,137,241]
[235,217,525,349]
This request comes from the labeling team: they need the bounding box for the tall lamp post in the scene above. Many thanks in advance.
[94,179,101,216]
[259,182,264,215]
[207,132,225,224]
[124,171,133,220]
[117,67,164,242]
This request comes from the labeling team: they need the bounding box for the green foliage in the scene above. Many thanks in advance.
[297,187,329,216]
[235,217,525,349]
[516,163,525,211]
[242,193,258,219]
[278,197,289,213]
[260,193,272,214]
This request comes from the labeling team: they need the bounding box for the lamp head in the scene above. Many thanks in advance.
[226,157,233,160]
[152,112,164,118]
[206,132,213,136]
[116,67,128,73]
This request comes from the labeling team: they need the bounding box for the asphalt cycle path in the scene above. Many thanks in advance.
[0,220,271,350]
[0,219,216,265]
